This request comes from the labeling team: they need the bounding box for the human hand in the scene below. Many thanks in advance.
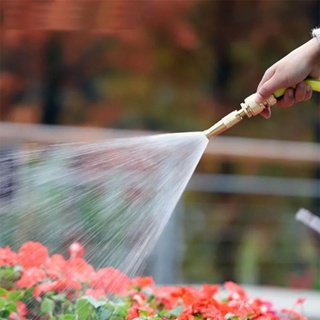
[255,37,320,119]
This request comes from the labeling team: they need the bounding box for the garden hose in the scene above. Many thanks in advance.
[204,78,320,140]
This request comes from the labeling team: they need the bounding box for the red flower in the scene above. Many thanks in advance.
[280,308,308,320]
[16,267,46,288]
[127,306,139,320]
[18,242,49,269]
[178,315,194,320]
[224,281,247,300]
[131,291,147,305]
[64,257,94,283]
[0,241,308,320]
[154,286,183,309]
[84,288,106,300]
[9,301,27,320]
[201,283,219,299]
[127,305,154,320]
[55,279,82,294]
[33,280,59,297]
[0,246,18,266]
[130,276,155,288]
[182,288,197,306]
[44,254,66,279]
[89,267,130,294]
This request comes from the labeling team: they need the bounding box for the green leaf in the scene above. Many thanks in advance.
[76,298,95,320]
[106,303,128,319]
[5,302,17,312]
[80,295,106,308]
[41,298,55,316]
[7,290,22,302]
[0,298,6,309]
[0,267,20,281]
[0,289,7,296]
[139,309,149,317]
[96,306,113,320]
[0,310,10,318]
[170,305,184,316]
[23,287,34,300]
[59,315,76,320]
[51,293,67,301]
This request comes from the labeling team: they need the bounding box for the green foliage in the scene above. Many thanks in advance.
[0,267,20,290]
[0,288,17,318]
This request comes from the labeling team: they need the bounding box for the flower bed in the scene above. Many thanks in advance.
[0,242,306,320]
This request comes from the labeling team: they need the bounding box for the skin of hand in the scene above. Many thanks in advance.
[255,37,320,119]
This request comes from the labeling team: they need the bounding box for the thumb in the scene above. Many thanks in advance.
[255,79,281,103]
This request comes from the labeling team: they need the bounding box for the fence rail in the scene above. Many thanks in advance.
[1,122,320,164]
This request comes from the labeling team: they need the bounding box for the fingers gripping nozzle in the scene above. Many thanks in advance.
[240,93,277,117]
[204,93,277,140]
[204,78,320,140]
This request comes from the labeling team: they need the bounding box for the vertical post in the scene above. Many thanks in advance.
[146,203,184,284]
[42,33,63,125]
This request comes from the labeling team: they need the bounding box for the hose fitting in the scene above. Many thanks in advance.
[204,78,320,140]
[204,93,277,140]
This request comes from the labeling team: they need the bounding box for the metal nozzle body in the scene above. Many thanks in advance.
[204,93,278,140]
[203,109,245,140]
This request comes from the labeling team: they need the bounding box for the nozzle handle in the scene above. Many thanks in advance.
[273,78,320,98]
[242,77,320,118]
[204,78,320,140]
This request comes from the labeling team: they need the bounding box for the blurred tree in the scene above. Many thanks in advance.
[1,0,200,126]
[1,0,319,288]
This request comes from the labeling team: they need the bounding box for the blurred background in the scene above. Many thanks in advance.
[1,0,319,293]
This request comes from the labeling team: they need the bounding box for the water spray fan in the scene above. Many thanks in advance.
[204,78,320,139]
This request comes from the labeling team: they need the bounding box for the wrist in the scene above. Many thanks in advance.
[312,28,320,44]
[307,37,320,69]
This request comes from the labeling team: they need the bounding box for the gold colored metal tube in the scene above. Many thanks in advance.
[204,109,245,140]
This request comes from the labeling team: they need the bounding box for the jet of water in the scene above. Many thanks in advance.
[0,132,208,278]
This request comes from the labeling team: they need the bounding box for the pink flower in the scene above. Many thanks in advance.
[201,283,219,299]
[68,242,84,259]
[127,306,139,320]
[0,241,309,320]
[16,267,46,288]
[64,257,94,282]
[130,276,155,288]
[224,281,247,300]
[18,242,49,269]
[33,281,59,297]
[281,308,308,320]
[0,246,18,266]
[89,267,130,294]
[84,288,106,300]
[178,315,194,320]
[9,301,27,320]
[154,286,183,309]
[44,254,66,279]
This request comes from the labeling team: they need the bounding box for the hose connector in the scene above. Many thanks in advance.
[204,93,277,140]
[204,78,320,140]
[240,93,277,117]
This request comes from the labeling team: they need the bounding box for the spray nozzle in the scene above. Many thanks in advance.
[203,93,276,140]
[204,78,320,140]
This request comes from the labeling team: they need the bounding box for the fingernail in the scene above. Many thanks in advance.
[306,84,311,92]
[255,93,263,103]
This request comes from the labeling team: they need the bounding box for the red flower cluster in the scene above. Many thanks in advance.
[0,242,307,320]
[0,242,128,299]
